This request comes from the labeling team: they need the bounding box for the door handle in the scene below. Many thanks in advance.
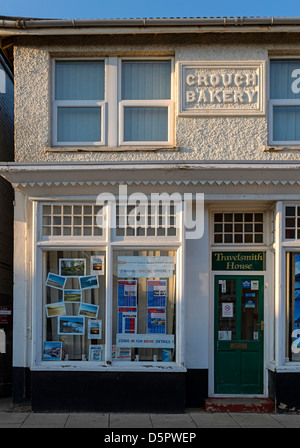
[257,321,264,330]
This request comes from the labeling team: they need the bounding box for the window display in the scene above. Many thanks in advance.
[43,250,106,362]
[42,248,178,364]
[113,250,176,362]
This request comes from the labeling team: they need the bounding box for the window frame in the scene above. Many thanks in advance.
[33,200,185,371]
[118,56,174,147]
[52,58,107,147]
[52,56,175,149]
[269,57,300,146]
[210,208,269,247]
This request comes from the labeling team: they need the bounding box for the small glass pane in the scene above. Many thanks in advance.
[273,106,300,142]
[270,60,300,100]
[214,213,223,223]
[214,234,223,244]
[234,213,243,222]
[57,107,101,143]
[124,107,168,142]
[122,60,171,100]
[224,214,233,222]
[255,234,263,243]
[241,281,259,340]
[286,229,296,239]
[55,61,104,100]
[286,207,296,217]
[218,279,236,340]
[286,218,296,228]
[224,234,233,243]
[245,234,253,243]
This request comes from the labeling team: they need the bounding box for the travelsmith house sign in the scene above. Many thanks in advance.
[179,61,265,116]
[212,252,266,271]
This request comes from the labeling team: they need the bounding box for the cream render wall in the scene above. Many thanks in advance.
[13,41,300,163]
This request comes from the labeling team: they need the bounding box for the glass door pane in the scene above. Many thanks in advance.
[241,279,260,341]
[218,279,236,341]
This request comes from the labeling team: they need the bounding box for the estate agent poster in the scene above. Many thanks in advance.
[118,280,137,307]
[147,280,167,307]
[118,256,175,278]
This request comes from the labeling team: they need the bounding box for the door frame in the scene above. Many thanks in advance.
[209,270,268,397]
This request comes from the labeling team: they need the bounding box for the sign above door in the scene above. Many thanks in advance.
[212,251,266,271]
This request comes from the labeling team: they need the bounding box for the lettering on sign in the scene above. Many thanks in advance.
[179,61,265,116]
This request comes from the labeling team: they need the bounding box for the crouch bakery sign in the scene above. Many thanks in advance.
[179,61,265,115]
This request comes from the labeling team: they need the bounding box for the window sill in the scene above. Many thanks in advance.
[31,362,186,373]
[44,146,179,153]
[262,145,300,152]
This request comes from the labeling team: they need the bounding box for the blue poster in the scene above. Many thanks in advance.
[147,308,166,334]
[118,280,137,307]
[147,280,167,307]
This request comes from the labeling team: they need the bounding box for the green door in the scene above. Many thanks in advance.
[214,275,264,394]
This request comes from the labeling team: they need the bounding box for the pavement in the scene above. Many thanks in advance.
[1,397,300,428]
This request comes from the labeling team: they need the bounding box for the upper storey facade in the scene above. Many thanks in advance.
[3,16,300,163]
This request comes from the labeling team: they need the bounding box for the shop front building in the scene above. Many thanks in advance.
[1,16,300,412]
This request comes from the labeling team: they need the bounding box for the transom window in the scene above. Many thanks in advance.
[284,205,300,240]
[213,212,264,244]
[41,203,104,238]
[52,57,174,148]
[270,59,300,145]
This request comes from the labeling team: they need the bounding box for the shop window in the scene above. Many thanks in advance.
[42,250,106,361]
[213,212,264,244]
[270,60,300,145]
[41,249,177,364]
[286,253,300,362]
[112,250,176,362]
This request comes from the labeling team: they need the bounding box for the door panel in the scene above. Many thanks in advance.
[214,276,264,394]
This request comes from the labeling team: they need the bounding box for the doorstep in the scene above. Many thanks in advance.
[205,397,274,413]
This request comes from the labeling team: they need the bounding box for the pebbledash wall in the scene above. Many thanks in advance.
[2,18,300,411]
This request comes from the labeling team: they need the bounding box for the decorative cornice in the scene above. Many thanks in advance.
[11,179,300,188]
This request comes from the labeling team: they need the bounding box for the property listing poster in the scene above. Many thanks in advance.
[147,307,166,334]
[118,280,137,307]
[118,307,137,334]
[147,280,167,334]
[294,255,300,340]
[147,280,167,307]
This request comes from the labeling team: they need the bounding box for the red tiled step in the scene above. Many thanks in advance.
[205,397,274,413]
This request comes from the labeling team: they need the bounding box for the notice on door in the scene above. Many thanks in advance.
[222,303,234,317]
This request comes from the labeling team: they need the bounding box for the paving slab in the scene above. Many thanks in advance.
[0,411,29,426]
[65,412,109,428]
[271,414,300,428]
[150,413,197,428]
[229,413,284,428]
[20,413,69,428]
[109,413,153,428]
[189,411,240,428]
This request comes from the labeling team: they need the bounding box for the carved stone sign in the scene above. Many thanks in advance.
[179,61,265,116]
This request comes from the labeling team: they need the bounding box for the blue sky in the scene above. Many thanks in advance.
[2,0,300,20]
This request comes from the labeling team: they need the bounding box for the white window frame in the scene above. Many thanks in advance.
[32,200,185,372]
[52,56,174,148]
[269,57,300,146]
[118,57,174,147]
[210,207,269,247]
[52,58,107,147]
